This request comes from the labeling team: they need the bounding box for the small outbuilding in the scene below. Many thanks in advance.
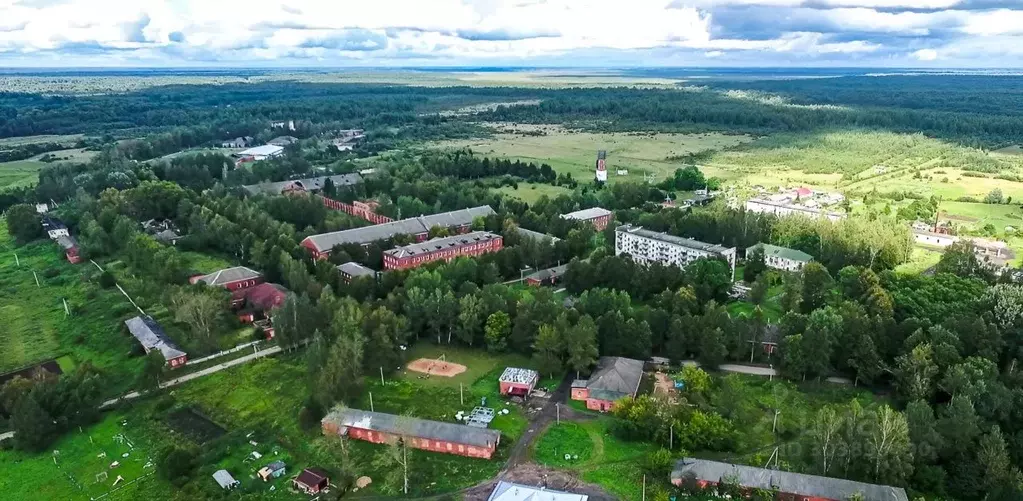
[293,467,330,495]
[499,367,540,397]
[212,469,240,490]
[257,460,286,481]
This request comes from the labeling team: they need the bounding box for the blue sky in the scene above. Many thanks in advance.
[1,0,1021,67]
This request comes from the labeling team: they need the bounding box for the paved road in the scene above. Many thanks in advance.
[101,345,283,408]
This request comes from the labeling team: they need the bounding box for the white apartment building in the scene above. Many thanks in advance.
[746,198,845,222]
[615,225,736,278]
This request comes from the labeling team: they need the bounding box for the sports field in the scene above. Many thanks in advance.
[433,125,753,184]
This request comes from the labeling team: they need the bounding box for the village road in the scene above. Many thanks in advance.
[502,372,575,471]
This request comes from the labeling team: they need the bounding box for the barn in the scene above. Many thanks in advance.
[570,356,644,412]
[671,458,909,501]
[189,266,264,291]
[321,408,501,459]
[124,315,188,368]
[498,367,539,397]
[293,467,330,495]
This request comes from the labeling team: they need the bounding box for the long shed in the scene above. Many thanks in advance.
[321,408,501,459]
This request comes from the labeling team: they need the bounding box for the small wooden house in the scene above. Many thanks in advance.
[293,468,329,495]
[257,460,286,481]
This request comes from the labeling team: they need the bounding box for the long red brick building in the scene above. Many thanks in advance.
[300,205,495,259]
[671,458,909,501]
[321,408,501,459]
[382,231,503,270]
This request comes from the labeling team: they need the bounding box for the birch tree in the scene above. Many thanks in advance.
[866,405,913,484]
[809,405,843,475]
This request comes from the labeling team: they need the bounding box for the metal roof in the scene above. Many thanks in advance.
[672,459,909,501]
[322,408,500,448]
[616,225,734,254]
[194,266,262,287]
[238,144,284,157]
[303,206,496,252]
[383,231,499,259]
[212,470,238,489]
[515,227,562,244]
[499,367,539,385]
[124,315,186,361]
[747,243,813,263]
[747,199,845,219]
[488,481,588,501]
[583,357,644,401]
[54,234,78,250]
[241,173,363,196]
[337,261,376,278]
[561,207,612,221]
[525,264,569,282]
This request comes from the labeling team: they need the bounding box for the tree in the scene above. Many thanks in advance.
[800,262,834,313]
[484,311,511,353]
[5,204,42,243]
[780,272,802,313]
[171,289,226,345]
[314,304,365,407]
[372,422,413,495]
[866,405,913,484]
[532,324,563,377]
[985,188,1005,204]
[565,315,599,378]
[11,395,56,452]
[749,272,770,306]
[271,293,315,350]
[895,343,939,402]
[809,405,843,475]
[977,426,1012,495]
[135,351,165,391]
[456,293,485,346]
[157,445,198,487]
[905,400,943,468]
[744,246,767,283]
[935,241,991,282]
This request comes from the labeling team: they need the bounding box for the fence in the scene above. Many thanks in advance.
[321,197,393,225]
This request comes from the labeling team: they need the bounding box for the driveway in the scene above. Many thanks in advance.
[502,372,574,470]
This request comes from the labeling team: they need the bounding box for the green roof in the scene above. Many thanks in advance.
[747,243,813,263]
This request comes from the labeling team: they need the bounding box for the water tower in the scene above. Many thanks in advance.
[595,150,608,183]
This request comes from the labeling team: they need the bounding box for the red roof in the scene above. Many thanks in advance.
[295,468,329,487]
[795,187,812,197]
[232,283,289,311]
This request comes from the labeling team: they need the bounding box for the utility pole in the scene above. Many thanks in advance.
[33,271,40,287]
[772,410,780,434]
[556,403,560,425]
[670,423,673,450]
[14,253,19,266]
[369,392,374,412]
[642,475,646,501]
[460,383,464,406]
[380,366,385,385]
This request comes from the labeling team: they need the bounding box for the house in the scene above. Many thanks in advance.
[498,368,539,397]
[560,207,613,231]
[257,460,286,481]
[570,356,645,412]
[747,243,813,272]
[302,206,496,259]
[488,481,588,501]
[153,229,183,245]
[241,173,363,196]
[745,199,845,222]
[34,203,48,214]
[671,458,909,501]
[382,231,503,270]
[293,467,330,495]
[514,226,561,245]
[212,470,240,490]
[220,136,253,148]
[190,266,264,291]
[235,144,284,161]
[338,262,377,283]
[615,225,736,279]
[271,120,295,131]
[525,264,568,287]
[794,186,813,199]
[321,408,502,459]
[54,235,81,264]
[912,228,957,248]
[267,136,298,147]
[42,216,69,239]
[124,316,188,368]
[232,283,289,327]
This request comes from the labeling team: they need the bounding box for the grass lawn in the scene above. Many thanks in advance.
[0,226,144,391]
[0,159,45,189]
[895,247,943,275]
[939,201,1023,233]
[0,134,85,147]
[496,182,573,204]
[433,125,752,184]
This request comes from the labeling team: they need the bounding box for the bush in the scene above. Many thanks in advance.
[43,267,60,279]
[98,271,116,288]
[157,445,199,487]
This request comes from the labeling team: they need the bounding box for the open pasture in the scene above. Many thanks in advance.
[432,125,752,184]
[495,182,573,204]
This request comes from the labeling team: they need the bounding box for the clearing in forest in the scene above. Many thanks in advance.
[432,125,753,184]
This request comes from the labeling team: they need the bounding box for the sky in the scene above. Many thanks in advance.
[0,0,1022,68]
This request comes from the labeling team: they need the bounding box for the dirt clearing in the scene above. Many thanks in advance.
[406,357,467,377]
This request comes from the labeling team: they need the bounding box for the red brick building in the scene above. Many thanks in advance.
[293,468,329,495]
[321,408,501,459]
[382,231,503,271]
[671,458,909,501]
[55,235,81,264]
[498,367,539,397]
[124,315,188,368]
[300,206,495,260]
[570,356,644,412]
[560,207,613,231]
[337,262,377,283]
[525,264,568,287]
[232,283,289,322]
[189,266,264,291]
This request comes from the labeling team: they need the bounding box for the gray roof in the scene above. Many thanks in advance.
[525,264,569,282]
[304,206,496,252]
[322,408,500,448]
[337,261,376,278]
[154,229,182,243]
[54,234,77,250]
[672,459,908,501]
[515,226,562,245]
[241,173,363,196]
[124,315,186,361]
[561,207,612,221]
[617,225,734,254]
[584,357,644,401]
[212,470,238,489]
[194,266,262,287]
[747,199,845,219]
[384,231,499,259]
[488,481,588,501]
[238,144,284,157]
[267,135,298,146]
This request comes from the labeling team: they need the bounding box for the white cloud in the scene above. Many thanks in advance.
[913,48,938,60]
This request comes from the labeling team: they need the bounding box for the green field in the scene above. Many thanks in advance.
[433,125,753,184]
[0,225,143,383]
[496,182,573,204]
[0,148,97,189]
[0,134,84,147]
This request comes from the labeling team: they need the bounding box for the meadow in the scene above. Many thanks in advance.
[433,124,753,185]
[0,224,143,388]
[0,148,97,190]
